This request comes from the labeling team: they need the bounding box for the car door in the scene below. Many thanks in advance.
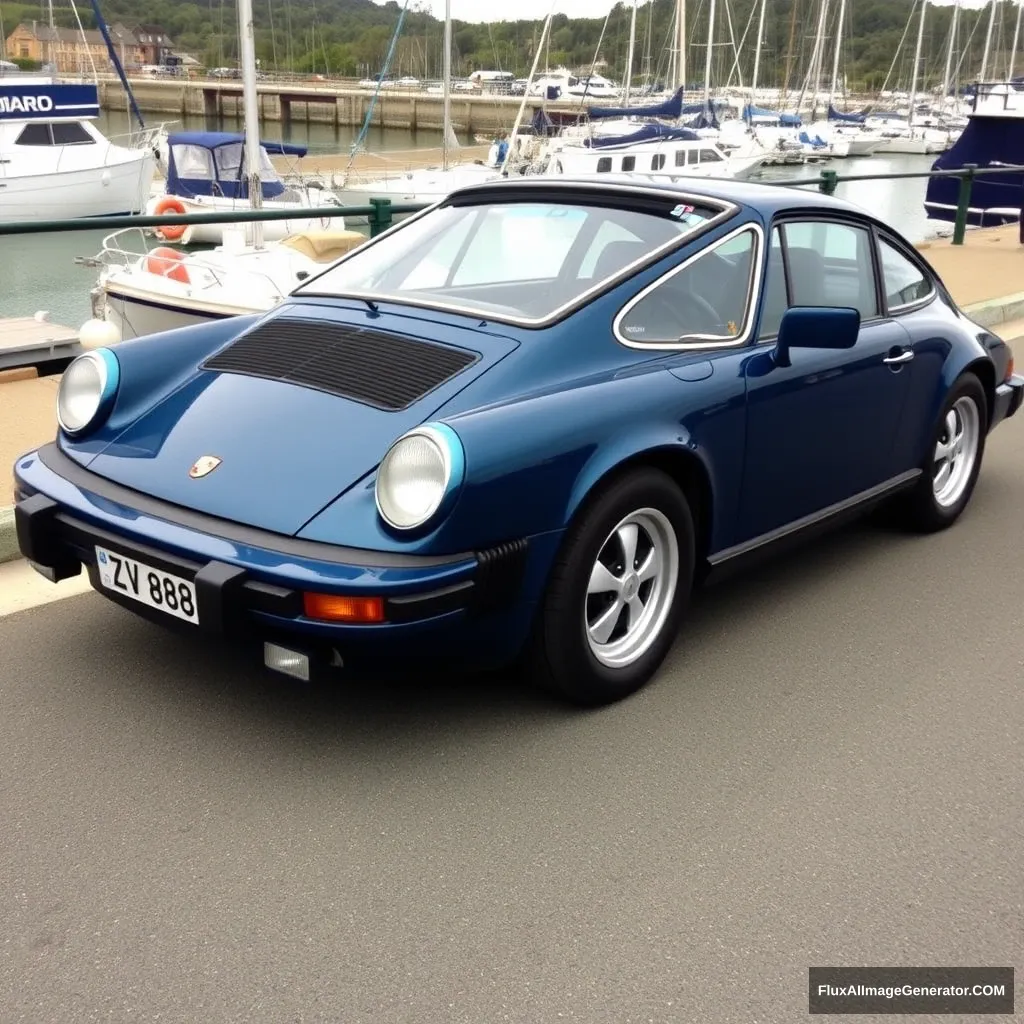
[737,217,915,543]
[872,230,948,474]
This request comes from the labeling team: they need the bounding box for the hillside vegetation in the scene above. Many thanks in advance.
[2,0,1020,92]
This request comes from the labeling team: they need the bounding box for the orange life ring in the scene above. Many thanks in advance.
[146,246,190,284]
[153,197,187,241]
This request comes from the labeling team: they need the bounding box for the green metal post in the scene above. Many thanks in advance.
[952,165,977,245]
[368,198,393,237]
[819,170,839,195]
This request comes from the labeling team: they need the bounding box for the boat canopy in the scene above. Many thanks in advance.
[587,87,685,121]
[743,104,801,125]
[165,131,308,199]
[827,104,867,123]
[925,112,1024,225]
[583,124,700,148]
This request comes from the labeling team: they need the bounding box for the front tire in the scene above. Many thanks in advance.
[898,373,987,532]
[529,468,695,706]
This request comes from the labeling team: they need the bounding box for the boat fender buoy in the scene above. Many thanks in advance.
[153,197,188,241]
[146,246,190,284]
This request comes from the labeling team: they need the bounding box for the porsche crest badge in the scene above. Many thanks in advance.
[189,455,222,479]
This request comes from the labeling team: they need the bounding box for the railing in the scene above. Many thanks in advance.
[0,164,1022,245]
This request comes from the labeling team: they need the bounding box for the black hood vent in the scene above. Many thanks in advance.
[201,318,479,411]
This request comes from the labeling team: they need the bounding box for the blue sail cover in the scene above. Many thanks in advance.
[165,131,308,200]
[584,125,700,148]
[588,87,685,121]
[925,115,1024,225]
[827,104,867,123]
[743,104,802,126]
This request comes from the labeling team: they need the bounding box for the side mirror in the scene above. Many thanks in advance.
[774,306,860,368]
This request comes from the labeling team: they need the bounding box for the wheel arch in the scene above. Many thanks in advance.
[564,444,715,570]
[961,357,996,426]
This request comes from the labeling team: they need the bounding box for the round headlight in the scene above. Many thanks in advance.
[57,349,119,435]
[375,424,464,531]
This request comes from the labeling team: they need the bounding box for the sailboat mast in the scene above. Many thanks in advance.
[941,0,960,103]
[907,0,926,129]
[980,0,996,82]
[624,0,637,105]
[678,0,687,92]
[442,0,452,171]
[237,0,264,249]
[500,2,556,174]
[702,0,716,105]
[828,0,846,107]
[751,0,767,100]
[1008,0,1022,81]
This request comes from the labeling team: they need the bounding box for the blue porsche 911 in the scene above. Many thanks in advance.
[13,177,1023,705]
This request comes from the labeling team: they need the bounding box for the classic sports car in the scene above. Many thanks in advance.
[13,177,1023,705]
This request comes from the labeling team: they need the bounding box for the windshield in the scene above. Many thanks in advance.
[297,197,722,322]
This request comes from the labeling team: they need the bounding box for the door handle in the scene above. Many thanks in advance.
[883,349,914,365]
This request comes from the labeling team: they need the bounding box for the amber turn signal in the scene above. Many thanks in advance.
[1006,354,1014,382]
[303,592,386,623]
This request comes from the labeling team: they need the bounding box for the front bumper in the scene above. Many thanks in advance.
[992,373,1024,428]
[13,443,542,671]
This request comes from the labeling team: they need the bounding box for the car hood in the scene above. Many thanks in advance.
[80,305,519,535]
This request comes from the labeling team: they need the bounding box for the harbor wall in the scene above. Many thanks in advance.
[97,78,540,134]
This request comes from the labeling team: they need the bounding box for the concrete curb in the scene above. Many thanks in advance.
[2,297,1023,568]
[962,292,1024,330]
[0,505,17,565]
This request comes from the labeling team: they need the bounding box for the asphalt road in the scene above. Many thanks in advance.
[2,414,1022,1023]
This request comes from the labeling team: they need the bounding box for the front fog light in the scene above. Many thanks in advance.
[375,424,464,530]
[263,643,311,682]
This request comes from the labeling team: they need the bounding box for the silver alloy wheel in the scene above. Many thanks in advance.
[932,396,981,508]
[584,507,680,669]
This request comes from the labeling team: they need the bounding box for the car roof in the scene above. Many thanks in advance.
[444,173,870,221]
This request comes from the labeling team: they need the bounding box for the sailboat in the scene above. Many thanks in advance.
[81,0,359,341]
[333,0,520,216]
[869,0,952,154]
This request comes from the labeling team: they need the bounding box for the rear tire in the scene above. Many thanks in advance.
[896,374,987,533]
[529,468,695,707]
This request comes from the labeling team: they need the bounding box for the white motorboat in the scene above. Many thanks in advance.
[86,226,367,341]
[81,0,353,342]
[0,79,158,221]
[145,130,344,245]
[541,129,767,181]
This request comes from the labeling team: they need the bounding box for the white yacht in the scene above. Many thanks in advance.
[540,130,766,181]
[0,80,158,221]
[86,226,367,341]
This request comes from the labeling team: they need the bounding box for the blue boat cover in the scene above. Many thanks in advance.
[925,113,1024,225]
[827,103,867,123]
[743,104,802,126]
[165,131,308,200]
[588,87,685,121]
[583,124,700,148]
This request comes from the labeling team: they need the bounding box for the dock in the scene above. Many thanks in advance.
[0,316,81,373]
[916,223,1024,319]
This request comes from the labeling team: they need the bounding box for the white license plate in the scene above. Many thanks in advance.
[95,545,199,625]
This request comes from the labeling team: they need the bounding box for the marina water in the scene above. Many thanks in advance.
[2,109,941,328]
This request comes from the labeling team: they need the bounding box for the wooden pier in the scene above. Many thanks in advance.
[0,316,81,374]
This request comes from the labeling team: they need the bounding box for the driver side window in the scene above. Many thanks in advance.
[615,227,758,346]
